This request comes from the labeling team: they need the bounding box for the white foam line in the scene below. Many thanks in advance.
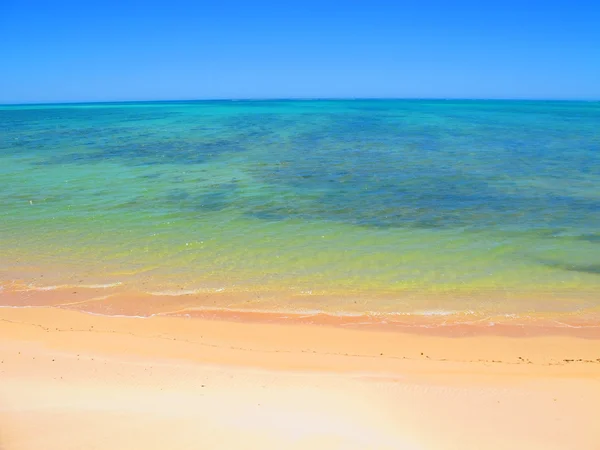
[19,282,123,292]
[408,310,468,317]
[77,309,155,319]
[548,320,600,328]
[2,303,595,329]
[156,306,483,320]
[148,288,225,296]
[56,294,116,307]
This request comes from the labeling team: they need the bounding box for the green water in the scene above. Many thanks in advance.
[1,100,599,316]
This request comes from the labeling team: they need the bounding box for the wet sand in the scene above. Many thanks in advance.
[0,306,599,450]
[2,283,600,337]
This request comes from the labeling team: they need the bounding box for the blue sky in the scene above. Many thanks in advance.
[1,0,599,103]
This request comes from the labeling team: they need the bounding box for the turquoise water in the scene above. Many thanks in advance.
[1,100,599,318]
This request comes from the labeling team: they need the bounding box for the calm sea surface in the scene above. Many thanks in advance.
[1,100,599,323]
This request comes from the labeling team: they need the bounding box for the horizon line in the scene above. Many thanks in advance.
[1,96,600,107]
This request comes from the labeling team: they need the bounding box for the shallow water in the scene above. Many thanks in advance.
[1,100,599,322]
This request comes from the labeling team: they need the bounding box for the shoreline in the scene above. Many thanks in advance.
[2,283,600,339]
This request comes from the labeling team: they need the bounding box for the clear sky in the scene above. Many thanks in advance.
[1,0,599,103]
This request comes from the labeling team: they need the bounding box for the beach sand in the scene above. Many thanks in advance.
[0,306,599,450]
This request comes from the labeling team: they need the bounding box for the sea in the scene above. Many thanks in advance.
[1,100,599,330]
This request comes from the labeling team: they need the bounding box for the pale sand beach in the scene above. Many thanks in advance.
[1,307,599,450]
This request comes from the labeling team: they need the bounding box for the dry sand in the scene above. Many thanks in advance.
[0,306,599,449]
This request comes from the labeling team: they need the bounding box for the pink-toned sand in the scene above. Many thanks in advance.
[1,306,599,449]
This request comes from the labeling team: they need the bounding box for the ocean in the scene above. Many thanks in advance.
[1,99,599,328]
